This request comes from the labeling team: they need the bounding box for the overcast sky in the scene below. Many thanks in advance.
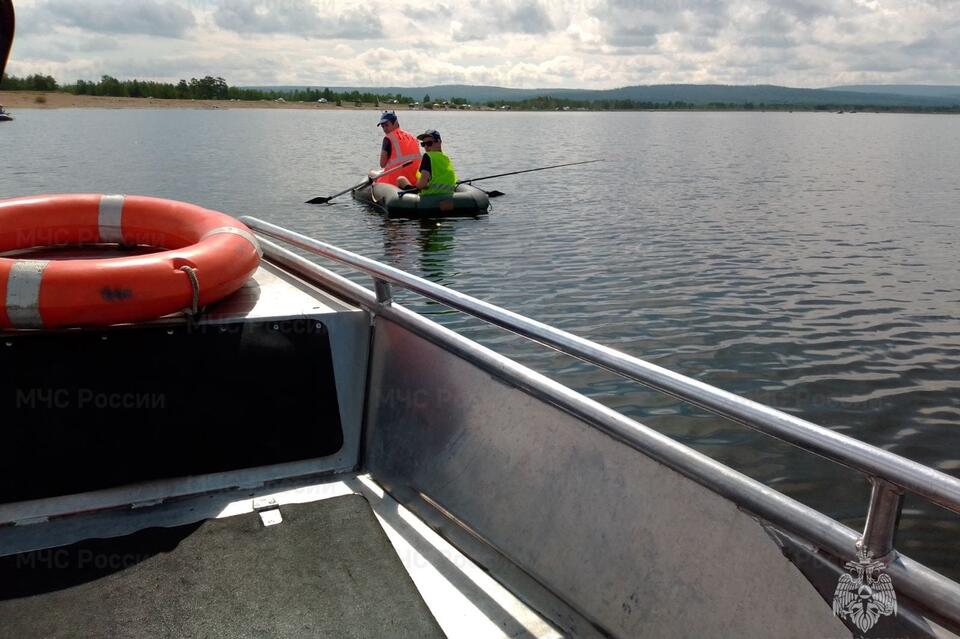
[7,0,960,89]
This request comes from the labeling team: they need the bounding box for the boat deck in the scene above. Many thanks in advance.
[0,474,563,639]
[2,494,444,639]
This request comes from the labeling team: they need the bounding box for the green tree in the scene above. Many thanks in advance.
[98,75,124,96]
[19,74,59,91]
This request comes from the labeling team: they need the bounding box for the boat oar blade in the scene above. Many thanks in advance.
[306,159,416,205]
[461,182,505,198]
[305,178,370,205]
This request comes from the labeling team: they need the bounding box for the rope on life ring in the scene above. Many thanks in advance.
[180,265,201,317]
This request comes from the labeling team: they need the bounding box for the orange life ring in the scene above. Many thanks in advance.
[0,194,261,329]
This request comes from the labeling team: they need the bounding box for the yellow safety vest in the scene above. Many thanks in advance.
[417,151,458,196]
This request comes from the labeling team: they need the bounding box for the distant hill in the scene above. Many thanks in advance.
[825,84,960,100]
[249,83,960,107]
[560,84,960,107]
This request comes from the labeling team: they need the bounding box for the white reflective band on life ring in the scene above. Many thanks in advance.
[98,194,125,244]
[6,260,48,329]
[201,226,263,257]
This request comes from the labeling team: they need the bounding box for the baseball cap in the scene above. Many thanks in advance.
[416,129,441,141]
[377,111,398,126]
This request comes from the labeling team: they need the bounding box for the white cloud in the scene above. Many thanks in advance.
[5,0,959,88]
[497,0,556,34]
[28,0,196,37]
[212,0,383,39]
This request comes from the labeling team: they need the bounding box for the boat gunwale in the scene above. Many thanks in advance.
[244,217,960,515]
[248,224,960,630]
[251,230,960,628]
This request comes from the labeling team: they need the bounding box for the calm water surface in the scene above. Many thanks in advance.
[2,108,959,578]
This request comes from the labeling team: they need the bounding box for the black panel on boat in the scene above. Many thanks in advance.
[0,318,343,503]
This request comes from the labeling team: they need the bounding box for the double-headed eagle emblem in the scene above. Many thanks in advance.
[832,544,897,633]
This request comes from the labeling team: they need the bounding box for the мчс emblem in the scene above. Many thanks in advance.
[832,544,897,633]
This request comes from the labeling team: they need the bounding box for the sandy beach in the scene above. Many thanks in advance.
[0,91,406,110]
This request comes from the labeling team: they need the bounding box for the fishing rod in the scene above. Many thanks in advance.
[456,159,601,186]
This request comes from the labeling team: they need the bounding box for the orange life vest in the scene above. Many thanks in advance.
[378,128,421,186]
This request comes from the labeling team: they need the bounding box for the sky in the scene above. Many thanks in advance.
[6,0,960,89]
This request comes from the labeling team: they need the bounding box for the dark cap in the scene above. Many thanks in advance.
[377,111,398,127]
[416,129,441,141]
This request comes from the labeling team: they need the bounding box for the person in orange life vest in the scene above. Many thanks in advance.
[376,111,420,186]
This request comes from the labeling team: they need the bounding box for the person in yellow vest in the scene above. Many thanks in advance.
[396,129,458,196]
[376,111,420,186]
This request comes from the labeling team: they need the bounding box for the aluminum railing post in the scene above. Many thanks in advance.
[861,478,905,561]
[374,278,392,305]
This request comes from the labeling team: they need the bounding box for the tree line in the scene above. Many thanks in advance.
[1,73,416,105]
[3,73,959,113]
[1,73,59,91]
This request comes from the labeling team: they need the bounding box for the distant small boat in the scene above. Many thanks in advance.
[353,181,489,218]
[0,112,13,122]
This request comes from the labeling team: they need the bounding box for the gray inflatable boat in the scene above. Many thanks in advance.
[353,181,490,218]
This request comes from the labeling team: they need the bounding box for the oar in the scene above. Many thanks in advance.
[471,185,505,198]
[306,160,415,204]
[456,159,601,197]
[0,0,14,82]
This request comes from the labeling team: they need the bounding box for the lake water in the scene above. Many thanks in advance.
[2,108,959,579]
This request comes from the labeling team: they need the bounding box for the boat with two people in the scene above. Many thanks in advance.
[352,179,491,218]
[309,159,600,218]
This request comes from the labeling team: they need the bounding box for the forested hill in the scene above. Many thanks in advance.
[256,83,960,108]
[824,85,960,100]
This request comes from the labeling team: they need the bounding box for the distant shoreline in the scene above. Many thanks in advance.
[1,90,956,114]
[0,91,399,110]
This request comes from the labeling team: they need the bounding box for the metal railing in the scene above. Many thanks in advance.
[244,216,960,624]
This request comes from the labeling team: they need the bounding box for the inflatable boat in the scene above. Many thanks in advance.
[352,181,489,218]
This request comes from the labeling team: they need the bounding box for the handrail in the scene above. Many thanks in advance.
[243,216,960,520]
[257,235,960,629]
